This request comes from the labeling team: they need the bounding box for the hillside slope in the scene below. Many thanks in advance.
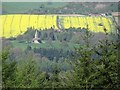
[2,2,118,14]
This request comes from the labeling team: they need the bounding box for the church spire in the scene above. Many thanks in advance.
[35,30,38,38]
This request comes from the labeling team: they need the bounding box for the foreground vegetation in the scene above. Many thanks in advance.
[1,28,119,89]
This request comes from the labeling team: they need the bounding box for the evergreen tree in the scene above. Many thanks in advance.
[65,29,119,89]
[2,49,17,88]
[14,53,46,88]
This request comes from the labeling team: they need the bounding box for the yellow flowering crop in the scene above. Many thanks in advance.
[61,16,114,33]
[0,14,114,38]
[1,14,58,38]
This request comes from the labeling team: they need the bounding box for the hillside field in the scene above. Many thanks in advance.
[0,14,116,38]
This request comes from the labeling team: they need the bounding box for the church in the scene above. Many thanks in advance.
[32,30,42,44]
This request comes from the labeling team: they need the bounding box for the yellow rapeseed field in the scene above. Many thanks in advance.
[60,16,115,33]
[0,14,115,38]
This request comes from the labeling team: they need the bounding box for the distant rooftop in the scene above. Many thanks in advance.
[112,12,120,17]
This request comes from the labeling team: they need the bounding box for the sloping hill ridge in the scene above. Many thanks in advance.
[2,2,118,14]
[0,14,116,38]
